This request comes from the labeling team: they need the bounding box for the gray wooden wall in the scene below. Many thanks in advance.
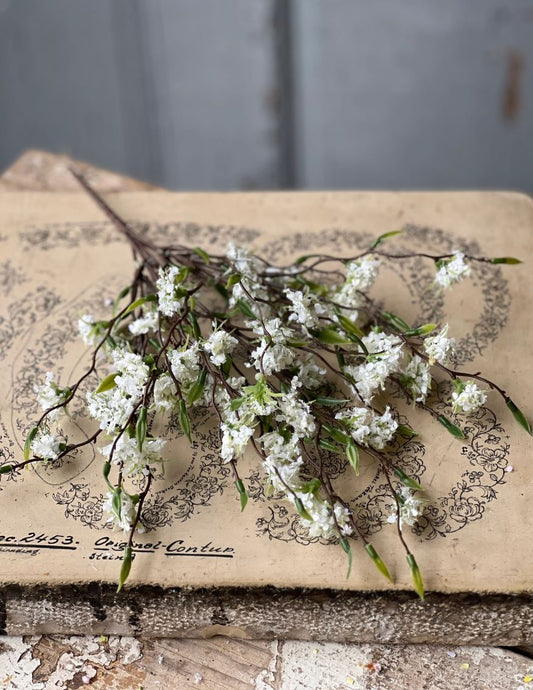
[1,0,532,191]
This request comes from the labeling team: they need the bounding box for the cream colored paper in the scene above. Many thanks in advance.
[0,190,531,593]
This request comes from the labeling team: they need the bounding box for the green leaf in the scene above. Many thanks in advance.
[192,246,210,264]
[370,229,403,250]
[403,323,437,337]
[294,254,320,265]
[235,479,248,511]
[117,546,133,593]
[188,369,207,405]
[406,553,424,600]
[0,465,13,475]
[294,497,312,521]
[229,396,245,411]
[226,273,242,289]
[322,424,351,445]
[187,312,202,339]
[111,487,122,519]
[339,537,353,579]
[365,543,393,582]
[96,373,118,394]
[300,478,322,495]
[393,467,423,491]
[122,295,157,317]
[213,282,229,300]
[178,400,192,443]
[397,424,418,439]
[318,438,341,454]
[381,311,410,332]
[313,396,351,407]
[346,440,360,476]
[102,461,113,490]
[490,257,521,264]
[335,313,365,339]
[136,407,147,452]
[236,299,257,320]
[437,414,465,439]
[24,426,38,462]
[506,399,532,435]
[311,328,352,345]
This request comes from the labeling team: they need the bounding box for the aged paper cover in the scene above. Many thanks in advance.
[0,190,531,593]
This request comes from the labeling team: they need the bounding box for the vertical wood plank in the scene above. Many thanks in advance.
[291,0,533,190]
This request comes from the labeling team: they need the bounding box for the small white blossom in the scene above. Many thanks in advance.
[297,496,352,539]
[87,388,136,433]
[220,423,255,463]
[387,487,425,528]
[284,288,325,329]
[31,431,62,460]
[168,345,200,386]
[335,405,397,449]
[78,314,100,346]
[451,381,487,414]
[401,355,432,403]
[345,331,403,403]
[153,373,177,412]
[249,339,295,375]
[156,265,186,317]
[276,387,316,439]
[226,243,260,279]
[34,371,67,417]
[128,309,158,335]
[102,489,137,532]
[423,324,455,365]
[334,255,380,314]
[112,350,149,399]
[204,329,238,366]
[434,251,471,289]
[100,435,166,476]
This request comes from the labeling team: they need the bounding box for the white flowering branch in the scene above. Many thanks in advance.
[3,172,530,599]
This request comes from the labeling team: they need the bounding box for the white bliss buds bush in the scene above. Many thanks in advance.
[14,175,531,598]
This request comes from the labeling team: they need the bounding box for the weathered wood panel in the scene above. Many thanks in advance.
[291,0,533,190]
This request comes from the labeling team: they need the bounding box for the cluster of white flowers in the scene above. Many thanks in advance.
[34,372,68,418]
[334,255,380,316]
[276,382,316,439]
[204,328,238,366]
[298,497,353,539]
[451,381,487,414]
[102,489,139,532]
[100,435,166,476]
[31,431,62,461]
[335,405,398,450]
[156,265,186,317]
[220,422,255,463]
[78,314,101,347]
[387,487,425,528]
[260,431,304,493]
[168,345,200,387]
[423,324,455,365]
[128,309,158,335]
[402,355,432,403]
[434,251,471,290]
[285,288,325,329]
[112,350,149,399]
[345,331,403,403]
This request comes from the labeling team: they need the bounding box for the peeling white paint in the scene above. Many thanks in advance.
[0,636,43,690]
[254,639,280,690]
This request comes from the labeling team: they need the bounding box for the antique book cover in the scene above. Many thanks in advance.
[0,190,532,595]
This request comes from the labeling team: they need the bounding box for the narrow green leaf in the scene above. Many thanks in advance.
[226,273,242,289]
[236,299,257,319]
[370,229,403,250]
[187,312,202,339]
[300,478,322,495]
[102,461,113,490]
[490,257,521,264]
[294,497,312,521]
[122,295,157,317]
[397,424,418,439]
[336,352,346,369]
[111,487,122,519]
[235,479,248,511]
[214,282,229,300]
[406,553,424,601]
[192,246,210,264]
[311,328,352,345]
[96,372,118,394]
[0,465,13,475]
[24,426,38,462]
[178,400,192,443]
[437,414,465,439]
[314,396,351,407]
[322,424,351,444]
[403,323,437,337]
[318,438,341,454]
[346,440,360,476]
[294,254,321,265]
[381,311,410,332]
[335,313,365,339]
[136,406,147,452]
[188,370,207,405]
[393,467,423,491]
[506,399,532,435]
[365,543,393,582]
[117,546,133,593]
[339,537,353,579]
